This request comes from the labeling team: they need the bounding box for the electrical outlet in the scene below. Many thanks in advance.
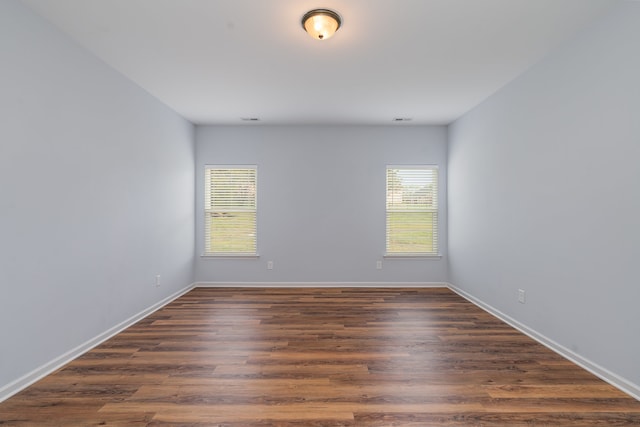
[376,260,383,270]
[267,261,273,270]
[518,289,526,304]
[155,275,161,287]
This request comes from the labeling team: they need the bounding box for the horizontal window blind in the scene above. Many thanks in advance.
[386,166,438,256]
[204,166,257,256]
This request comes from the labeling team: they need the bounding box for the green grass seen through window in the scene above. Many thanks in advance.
[386,211,436,254]
[208,212,256,254]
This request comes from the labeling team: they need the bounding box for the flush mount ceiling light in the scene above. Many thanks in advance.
[301,9,341,40]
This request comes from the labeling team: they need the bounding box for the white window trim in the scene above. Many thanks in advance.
[200,254,260,259]
[203,165,258,257]
[382,252,442,259]
[385,165,440,258]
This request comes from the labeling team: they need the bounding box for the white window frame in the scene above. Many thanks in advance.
[204,165,258,257]
[385,165,439,258]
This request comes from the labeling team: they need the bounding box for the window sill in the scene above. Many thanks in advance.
[384,254,442,259]
[201,254,259,259]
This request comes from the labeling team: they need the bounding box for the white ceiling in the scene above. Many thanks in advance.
[22,0,616,125]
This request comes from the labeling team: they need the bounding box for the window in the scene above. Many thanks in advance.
[204,166,257,256]
[386,166,438,256]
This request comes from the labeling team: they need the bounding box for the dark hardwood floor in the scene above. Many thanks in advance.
[1,287,639,426]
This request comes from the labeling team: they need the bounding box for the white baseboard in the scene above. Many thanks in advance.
[0,283,196,403]
[195,281,448,288]
[447,283,640,401]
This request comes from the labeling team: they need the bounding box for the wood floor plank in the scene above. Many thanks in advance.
[1,287,639,426]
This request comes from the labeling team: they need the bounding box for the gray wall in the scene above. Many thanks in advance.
[0,1,194,392]
[195,125,448,284]
[448,2,640,391]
